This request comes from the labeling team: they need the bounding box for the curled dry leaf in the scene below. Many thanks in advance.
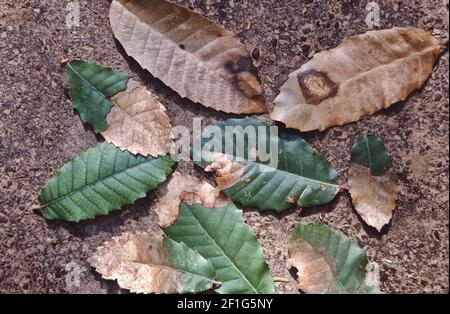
[102,79,174,157]
[271,27,442,131]
[109,0,267,114]
[348,136,398,232]
[288,223,380,294]
[88,233,217,294]
[154,172,230,227]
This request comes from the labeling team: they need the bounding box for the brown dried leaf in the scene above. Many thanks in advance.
[271,27,442,131]
[288,236,337,294]
[348,162,398,232]
[88,233,217,294]
[109,0,267,114]
[154,172,230,227]
[102,79,174,157]
[88,233,182,294]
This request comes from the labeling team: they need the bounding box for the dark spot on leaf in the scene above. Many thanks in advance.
[297,70,338,105]
[225,57,263,99]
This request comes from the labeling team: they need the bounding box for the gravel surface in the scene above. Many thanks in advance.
[0,0,448,293]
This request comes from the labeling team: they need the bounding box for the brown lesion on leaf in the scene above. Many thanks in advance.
[154,172,230,228]
[297,70,338,105]
[288,238,338,294]
[225,57,264,100]
[205,153,246,190]
[88,233,183,294]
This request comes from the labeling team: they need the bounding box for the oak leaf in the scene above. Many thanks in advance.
[271,27,442,131]
[109,0,267,114]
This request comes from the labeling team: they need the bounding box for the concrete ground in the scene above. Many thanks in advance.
[0,0,448,293]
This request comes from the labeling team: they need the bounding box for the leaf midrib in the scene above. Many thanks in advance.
[110,89,170,143]
[69,64,163,142]
[133,261,216,286]
[234,157,339,188]
[257,162,338,187]
[66,63,110,101]
[187,206,260,294]
[313,44,440,94]
[282,43,440,111]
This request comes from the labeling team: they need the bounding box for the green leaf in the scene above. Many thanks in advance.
[289,223,380,294]
[65,60,129,133]
[164,238,217,293]
[39,142,175,222]
[166,202,275,294]
[193,118,339,212]
[351,135,391,176]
